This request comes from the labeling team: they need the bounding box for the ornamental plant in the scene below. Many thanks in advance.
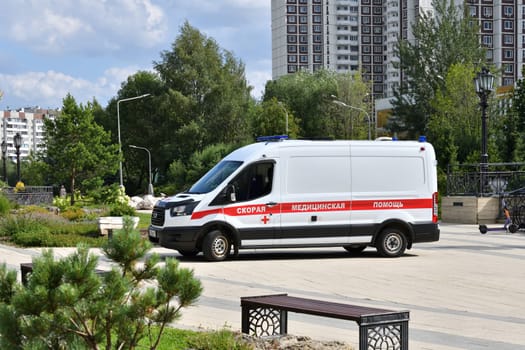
[0,217,203,350]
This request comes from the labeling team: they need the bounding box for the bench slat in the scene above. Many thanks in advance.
[241,294,408,323]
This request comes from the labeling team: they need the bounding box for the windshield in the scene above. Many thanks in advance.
[187,160,243,194]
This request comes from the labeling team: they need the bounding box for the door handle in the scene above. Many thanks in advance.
[266,202,278,207]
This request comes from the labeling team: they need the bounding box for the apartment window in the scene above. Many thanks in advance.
[287,5,297,13]
[469,6,476,17]
[482,35,492,46]
[313,35,322,42]
[288,55,297,63]
[504,20,513,30]
[373,36,382,44]
[299,0,307,3]
[504,64,513,73]
[504,49,514,59]
[482,7,492,17]
[313,25,322,33]
[287,35,297,43]
[300,55,308,63]
[313,45,322,52]
[362,6,370,14]
[287,0,296,3]
[503,77,514,86]
[300,16,308,23]
[287,25,297,33]
[288,15,297,23]
[314,55,322,62]
[300,35,308,43]
[288,65,297,73]
[363,55,371,63]
[374,27,382,34]
[299,45,308,53]
[288,45,297,53]
[313,15,321,23]
[373,7,382,15]
[362,16,370,24]
[483,21,492,30]
[299,25,308,33]
[374,55,382,63]
[363,46,371,53]
[299,6,307,14]
[313,5,321,13]
[503,35,513,45]
[504,6,513,17]
[362,36,371,44]
[362,26,371,34]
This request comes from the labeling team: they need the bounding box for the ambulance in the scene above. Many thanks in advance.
[148,136,440,261]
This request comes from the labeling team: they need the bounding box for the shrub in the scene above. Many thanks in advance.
[109,202,136,217]
[61,207,87,221]
[0,195,12,216]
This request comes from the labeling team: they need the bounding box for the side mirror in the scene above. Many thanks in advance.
[227,184,237,202]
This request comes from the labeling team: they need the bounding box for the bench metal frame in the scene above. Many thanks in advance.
[241,294,409,350]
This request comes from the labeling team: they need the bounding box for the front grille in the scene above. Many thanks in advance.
[151,206,165,226]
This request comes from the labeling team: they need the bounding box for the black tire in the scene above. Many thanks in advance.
[479,225,488,234]
[178,249,199,257]
[376,228,407,257]
[509,224,518,233]
[343,245,367,254]
[203,230,230,261]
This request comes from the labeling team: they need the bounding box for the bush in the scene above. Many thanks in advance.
[61,207,87,221]
[109,202,136,216]
[0,195,12,216]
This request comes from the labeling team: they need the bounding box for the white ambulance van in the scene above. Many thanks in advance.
[149,136,439,261]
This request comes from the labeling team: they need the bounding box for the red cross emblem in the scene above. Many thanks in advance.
[261,215,270,224]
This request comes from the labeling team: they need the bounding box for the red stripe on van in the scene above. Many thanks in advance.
[190,198,433,220]
[351,198,433,211]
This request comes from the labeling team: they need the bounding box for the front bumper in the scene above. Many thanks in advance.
[148,225,202,251]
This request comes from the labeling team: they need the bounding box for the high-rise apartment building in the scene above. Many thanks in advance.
[272,0,524,102]
[0,107,57,162]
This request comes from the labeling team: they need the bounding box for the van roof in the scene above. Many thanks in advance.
[224,138,433,163]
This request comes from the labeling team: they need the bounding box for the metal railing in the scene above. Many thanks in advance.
[1,186,54,205]
[446,163,525,196]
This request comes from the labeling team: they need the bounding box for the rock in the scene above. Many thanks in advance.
[239,334,353,350]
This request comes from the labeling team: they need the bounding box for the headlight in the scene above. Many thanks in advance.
[170,201,199,217]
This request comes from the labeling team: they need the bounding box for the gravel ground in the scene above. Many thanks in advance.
[239,334,354,350]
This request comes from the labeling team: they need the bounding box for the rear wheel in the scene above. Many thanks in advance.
[376,228,407,257]
[203,230,230,261]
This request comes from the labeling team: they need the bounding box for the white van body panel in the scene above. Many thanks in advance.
[149,139,440,260]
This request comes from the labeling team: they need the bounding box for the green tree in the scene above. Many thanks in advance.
[428,63,481,166]
[390,0,486,138]
[154,21,254,162]
[101,71,165,194]
[251,98,300,138]
[0,218,202,350]
[499,66,525,163]
[41,94,119,205]
[263,69,338,138]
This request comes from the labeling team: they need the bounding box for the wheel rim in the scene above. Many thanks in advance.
[384,233,402,254]
[212,236,227,257]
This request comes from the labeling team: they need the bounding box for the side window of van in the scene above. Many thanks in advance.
[232,162,274,202]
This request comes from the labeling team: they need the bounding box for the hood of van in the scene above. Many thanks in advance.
[155,193,205,209]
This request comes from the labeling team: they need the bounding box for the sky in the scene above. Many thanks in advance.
[0,0,272,110]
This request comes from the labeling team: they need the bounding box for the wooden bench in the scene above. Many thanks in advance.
[241,294,409,350]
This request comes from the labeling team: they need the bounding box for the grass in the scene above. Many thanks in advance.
[142,327,253,350]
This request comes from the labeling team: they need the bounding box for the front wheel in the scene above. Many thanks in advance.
[376,228,407,257]
[203,230,230,261]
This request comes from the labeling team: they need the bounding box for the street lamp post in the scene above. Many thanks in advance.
[473,67,495,195]
[13,133,22,183]
[1,141,7,183]
[332,98,371,140]
[117,93,150,188]
[129,145,153,195]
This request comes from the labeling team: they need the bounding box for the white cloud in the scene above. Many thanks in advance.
[0,66,148,109]
[2,0,168,55]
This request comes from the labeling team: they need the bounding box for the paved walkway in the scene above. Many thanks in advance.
[1,223,524,349]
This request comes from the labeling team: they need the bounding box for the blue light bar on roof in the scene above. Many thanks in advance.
[256,135,289,142]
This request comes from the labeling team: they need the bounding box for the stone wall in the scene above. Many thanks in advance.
[441,196,500,224]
